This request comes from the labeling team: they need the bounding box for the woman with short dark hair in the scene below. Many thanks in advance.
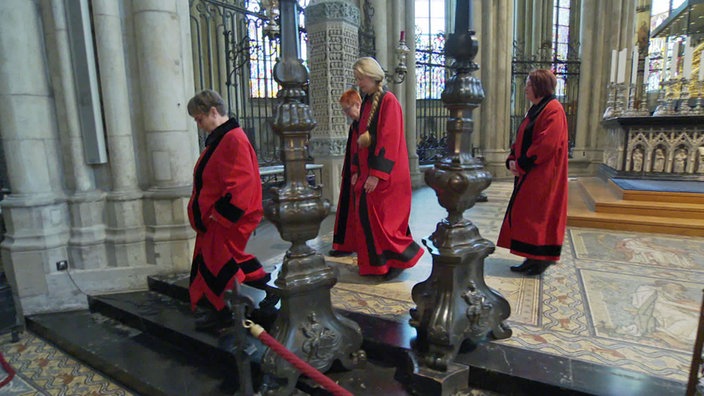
[329,88,362,257]
[497,69,569,276]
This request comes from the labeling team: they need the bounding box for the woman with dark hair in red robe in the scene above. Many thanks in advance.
[330,89,362,257]
[497,69,569,276]
[350,57,424,280]
[186,90,278,331]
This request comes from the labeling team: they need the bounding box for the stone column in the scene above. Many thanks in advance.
[44,0,108,271]
[370,0,389,69]
[0,0,71,315]
[132,0,197,271]
[93,0,147,267]
[477,0,514,178]
[572,0,633,174]
[404,0,422,187]
[306,0,360,208]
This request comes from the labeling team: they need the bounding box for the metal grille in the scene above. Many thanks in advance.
[189,0,308,166]
[510,41,580,157]
[415,32,448,165]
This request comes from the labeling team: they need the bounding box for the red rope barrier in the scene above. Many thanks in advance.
[0,351,15,389]
[244,320,353,396]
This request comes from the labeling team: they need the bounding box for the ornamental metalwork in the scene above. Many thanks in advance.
[511,40,581,157]
[260,1,364,394]
[188,0,309,165]
[415,31,449,164]
[405,4,511,394]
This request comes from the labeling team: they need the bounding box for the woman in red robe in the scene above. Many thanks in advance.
[497,69,569,275]
[350,57,424,280]
[186,90,277,331]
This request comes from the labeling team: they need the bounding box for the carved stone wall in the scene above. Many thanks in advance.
[625,129,704,174]
[305,0,360,206]
[602,117,704,176]
[306,0,360,147]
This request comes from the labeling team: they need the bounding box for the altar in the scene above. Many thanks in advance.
[601,115,704,179]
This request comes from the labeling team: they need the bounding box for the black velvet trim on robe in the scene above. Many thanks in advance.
[190,253,240,296]
[191,118,241,232]
[214,193,245,224]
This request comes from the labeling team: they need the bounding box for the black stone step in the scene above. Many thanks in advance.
[147,273,269,307]
[86,290,264,367]
[26,310,239,396]
[144,274,607,395]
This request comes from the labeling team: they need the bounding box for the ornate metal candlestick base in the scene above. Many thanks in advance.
[399,3,511,394]
[260,1,363,394]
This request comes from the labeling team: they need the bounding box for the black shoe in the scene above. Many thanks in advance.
[510,259,536,272]
[195,308,233,331]
[383,267,405,281]
[525,260,553,276]
[328,249,354,257]
[259,292,280,310]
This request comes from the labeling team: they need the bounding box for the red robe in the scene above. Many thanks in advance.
[332,122,357,253]
[497,96,568,261]
[350,92,424,275]
[187,118,266,310]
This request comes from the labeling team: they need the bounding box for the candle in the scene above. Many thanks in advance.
[617,48,627,83]
[610,49,618,83]
[631,48,639,85]
[700,50,704,81]
[400,31,405,42]
[683,41,693,79]
[455,0,470,33]
[643,56,650,83]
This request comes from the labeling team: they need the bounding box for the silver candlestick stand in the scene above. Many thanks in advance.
[693,81,704,114]
[603,82,617,119]
[637,82,650,116]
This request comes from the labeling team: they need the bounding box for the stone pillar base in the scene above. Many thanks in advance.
[105,191,147,267]
[143,187,194,271]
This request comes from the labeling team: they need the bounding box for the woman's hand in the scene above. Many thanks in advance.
[364,175,379,193]
[351,173,358,186]
[508,160,519,177]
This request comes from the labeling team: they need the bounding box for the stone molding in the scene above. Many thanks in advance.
[305,1,360,27]
[309,137,349,156]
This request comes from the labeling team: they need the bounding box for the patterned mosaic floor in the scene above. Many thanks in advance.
[316,182,702,385]
[0,181,700,394]
[0,331,133,395]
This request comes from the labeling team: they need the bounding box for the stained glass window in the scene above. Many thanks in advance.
[247,0,309,98]
[552,0,571,98]
[415,0,446,100]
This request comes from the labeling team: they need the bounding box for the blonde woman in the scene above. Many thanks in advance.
[349,57,423,280]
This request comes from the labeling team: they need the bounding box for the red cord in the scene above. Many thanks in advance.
[0,351,15,389]
[255,329,353,396]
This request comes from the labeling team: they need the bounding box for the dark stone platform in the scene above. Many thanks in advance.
[25,273,686,395]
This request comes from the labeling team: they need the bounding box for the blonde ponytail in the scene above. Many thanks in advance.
[358,86,383,148]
